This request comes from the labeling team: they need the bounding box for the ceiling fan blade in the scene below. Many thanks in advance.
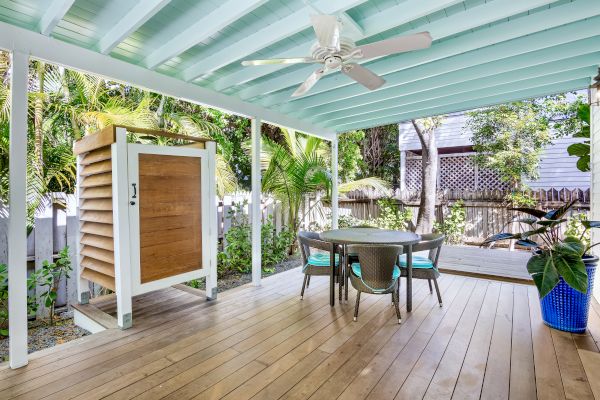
[241,57,318,66]
[292,68,326,97]
[356,32,432,59]
[310,15,341,51]
[341,63,385,90]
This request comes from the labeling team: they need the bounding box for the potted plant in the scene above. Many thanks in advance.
[483,199,599,333]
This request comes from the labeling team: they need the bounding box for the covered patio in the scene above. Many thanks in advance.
[0,0,600,398]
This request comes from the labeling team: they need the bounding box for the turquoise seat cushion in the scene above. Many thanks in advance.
[306,253,339,267]
[399,254,434,269]
[351,263,400,280]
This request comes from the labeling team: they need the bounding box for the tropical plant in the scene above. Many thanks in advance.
[566,104,590,172]
[482,200,600,298]
[34,246,72,325]
[435,200,467,244]
[261,128,388,238]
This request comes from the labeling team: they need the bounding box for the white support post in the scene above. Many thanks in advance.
[331,135,339,230]
[400,150,406,192]
[590,85,600,302]
[8,50,29,369]
[205,141,218,300]
[112,127,133,329]
[251,118,262,286]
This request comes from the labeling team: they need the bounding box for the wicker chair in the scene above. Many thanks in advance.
[297,231,343,300]
[347,244,403,323]
[399,233,445,306]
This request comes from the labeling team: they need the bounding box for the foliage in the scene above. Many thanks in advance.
[218,202,292,275]
[338,130,365,182]
[261,128,387,239]
[504,191,537,208]
[565,213,590,249]
[355,124,401,186]
[34,247,72,325]
[483,200,600,298]
[0,247,71,336]
[435,200,467,244]
[371,198,413,231]
[565,104,590,172]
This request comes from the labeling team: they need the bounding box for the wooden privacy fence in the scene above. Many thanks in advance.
[340,188,590,243]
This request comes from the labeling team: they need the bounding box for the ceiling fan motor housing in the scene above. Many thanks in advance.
[311,37,356,67]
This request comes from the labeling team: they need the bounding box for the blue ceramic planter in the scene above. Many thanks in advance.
[540,255,598,333]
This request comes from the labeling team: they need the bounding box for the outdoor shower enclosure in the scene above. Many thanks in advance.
[72,125,218,329]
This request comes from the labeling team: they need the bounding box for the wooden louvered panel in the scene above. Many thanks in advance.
[80,172,112,188]
[81,233,114,251]
[81,256,115,277]
[80,185,112,199]
[73,126,116,155]
[80,222,113,238]
[80,210,113,224]
[81,199,112,211]
[81,245,114,264]
[81,160,111,176]
[80,268,115,291]
[80,146,112,165]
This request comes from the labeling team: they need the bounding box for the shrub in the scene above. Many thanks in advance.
[371,198,413,230]
[565,213,590,249]
[435,200,467,244]
[218,201,293,275]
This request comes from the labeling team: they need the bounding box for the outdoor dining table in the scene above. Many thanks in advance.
[320,228,421,310]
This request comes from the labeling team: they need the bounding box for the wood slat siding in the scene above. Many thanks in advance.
[75,127,117,290]
[138,153,203,284]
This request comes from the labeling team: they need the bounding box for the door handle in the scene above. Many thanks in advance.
[132,183,137,198]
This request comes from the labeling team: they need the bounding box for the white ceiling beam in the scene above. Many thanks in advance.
[241,0,559,102]
[181,0,369,82]
[98,0,172,55]
[324,66,597,127]
[0,21,334,139]
[339,12,364,40]
[210,0,463,91]
[144,0,269,70]
[334,78,589,132]
[268,0,597,110]
[38,0,74,36]
[305,39,600,122]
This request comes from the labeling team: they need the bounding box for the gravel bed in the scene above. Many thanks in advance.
[0,254,303,362]
[0,310,90,362]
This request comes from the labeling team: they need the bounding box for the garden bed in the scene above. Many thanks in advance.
[0,310,90,362]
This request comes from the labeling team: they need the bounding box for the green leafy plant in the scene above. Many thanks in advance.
[565,213,591,249]
[483,200,600,298]
[371,198,412,231]
[566,104,590,172]
[218,201,293,275]
[435,200,467,244]
[504,191,537,207]
[34,246,72,325]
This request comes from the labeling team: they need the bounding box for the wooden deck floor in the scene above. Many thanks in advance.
[1,268,600,400]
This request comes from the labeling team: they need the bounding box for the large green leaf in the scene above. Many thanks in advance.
[527,253,559,298]
[545,199,577,220]
[553,239,587,294]
[567,142,589,157]
[509,207,547,218]
[576,154,590,172]
[582,221,600,229]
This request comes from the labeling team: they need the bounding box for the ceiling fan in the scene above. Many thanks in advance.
[241,15,432,97]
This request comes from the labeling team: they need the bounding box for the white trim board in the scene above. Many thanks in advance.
[0,21,334,140]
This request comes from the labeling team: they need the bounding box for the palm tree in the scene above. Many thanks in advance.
[261,128,388,237]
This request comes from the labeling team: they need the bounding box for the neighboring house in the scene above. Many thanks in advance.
[398,113,590,192]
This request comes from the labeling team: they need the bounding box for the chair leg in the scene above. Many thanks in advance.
[393,284,402,324]
[344,267,349,302]
[301,274,308,300]
[339,266,343,301]
[353,291,361,322]
[306,274,311,288]
[433,278,442,307]
[428,279,433,293]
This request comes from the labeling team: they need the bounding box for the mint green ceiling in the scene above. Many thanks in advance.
[0,0,598,133]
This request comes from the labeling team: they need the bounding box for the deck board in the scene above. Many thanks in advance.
[0,267,598,400]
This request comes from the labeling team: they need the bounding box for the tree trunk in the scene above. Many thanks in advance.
[34,62,46,172]
[412,120,438,233]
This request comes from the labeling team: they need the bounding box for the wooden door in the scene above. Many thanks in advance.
[128,145,209,295]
